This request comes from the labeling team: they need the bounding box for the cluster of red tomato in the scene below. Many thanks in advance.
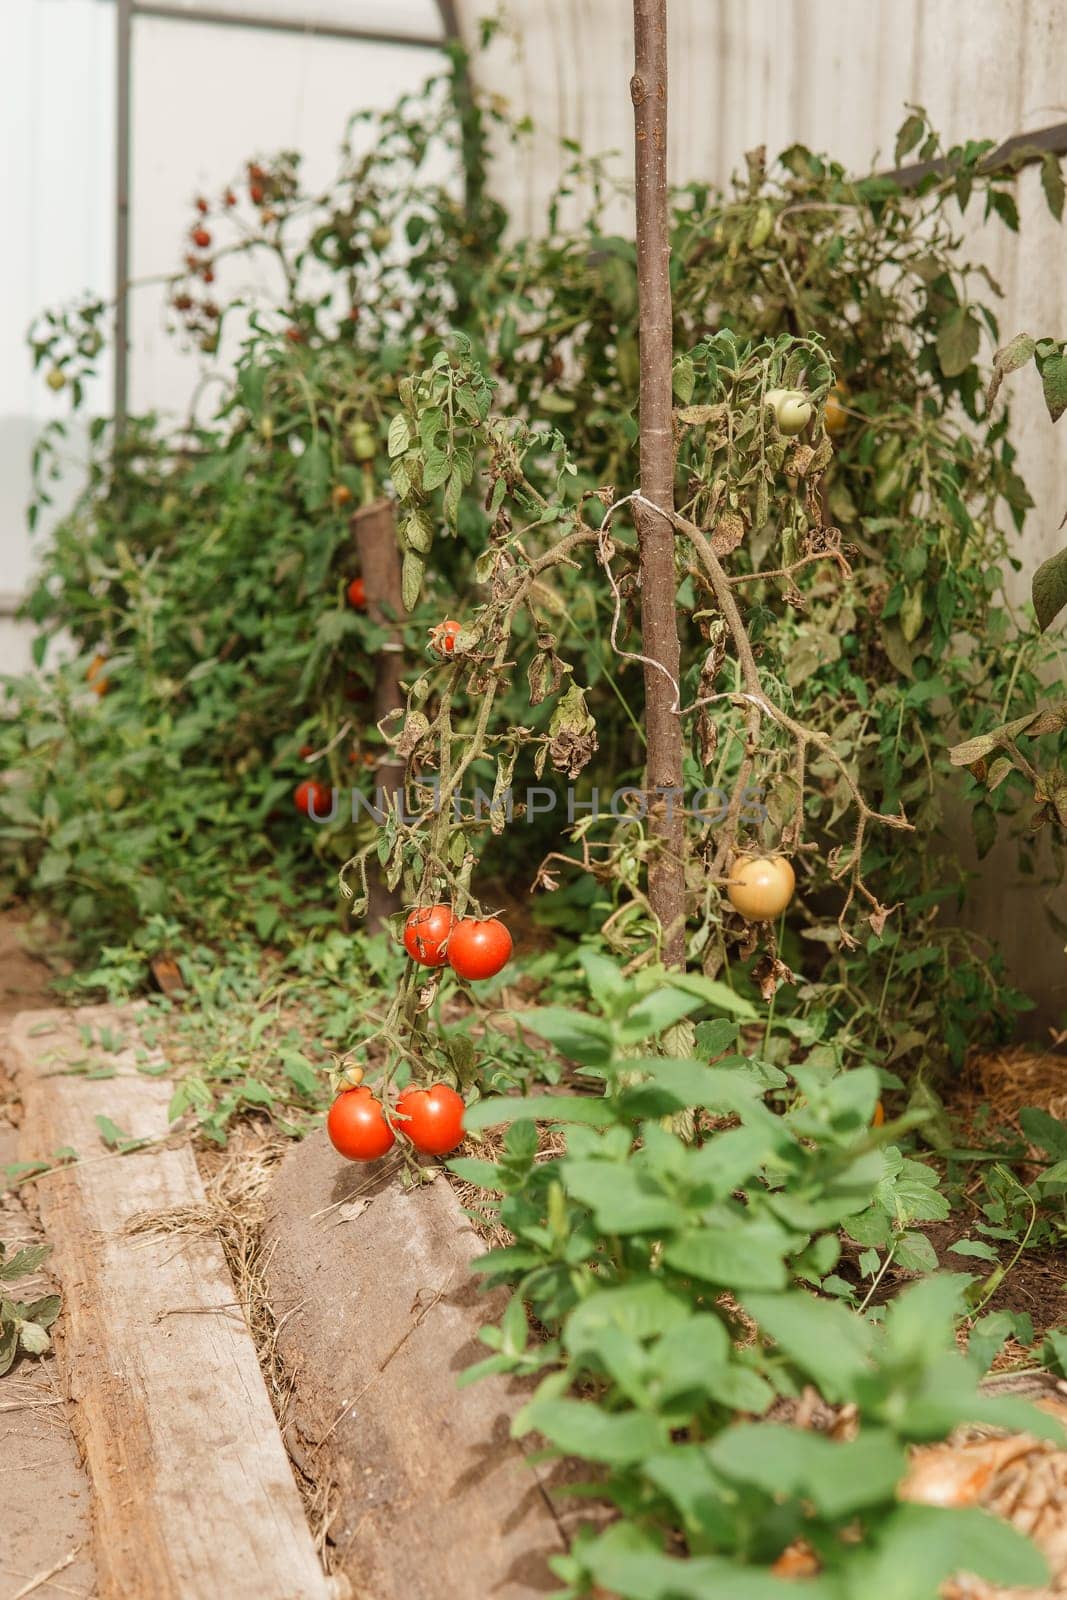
[327,1080,464,1161]
[403,904,512,981]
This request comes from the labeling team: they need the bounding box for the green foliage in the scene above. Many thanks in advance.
[457,957,1057,1597]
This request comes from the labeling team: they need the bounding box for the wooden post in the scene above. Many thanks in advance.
[352,499,407,928]
[631,0,687,967]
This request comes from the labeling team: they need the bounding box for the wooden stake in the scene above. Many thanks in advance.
[631,0,686,966]
[352,498,407,928]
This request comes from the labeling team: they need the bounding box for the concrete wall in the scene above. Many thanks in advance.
[456,0,1067,1027]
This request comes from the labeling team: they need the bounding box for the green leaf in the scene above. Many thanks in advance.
[518,1006,614,1067]
[564,1161,681,1234]
[565,1281,691,1349]
[461,1094,616,1133]
[0,1244,50,1281]
[743,1290,873,1400]
[278,1049,319,1097]
[618,988,703,1044]
[517,1396,667,1464]
[0,1319,18,1377]
[21,1294,60,1330]
[672,356,696,405]
[708,1423,906,1517]
[577,1522,836,1600]
[387,413,410,458]
[937,307,981,377]
[1020,1105,1067,1159]
[894,113,926,165]
[893,1230,939,1272]
[861,1504,1047,1596]
[947,1238,998,1261]
[1033,543,1067,631]
[664,1225,788,1291]
[1041,151,1065,220]
[401,549,425,612]
[659,970,758,1020]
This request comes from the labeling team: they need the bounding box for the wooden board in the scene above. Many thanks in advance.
[262,1132,583,1599]
[6,1005,333,1600]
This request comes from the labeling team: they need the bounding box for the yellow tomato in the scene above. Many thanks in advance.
[726,853,796,921]
[764,387,812,436]
[824,386,849,436]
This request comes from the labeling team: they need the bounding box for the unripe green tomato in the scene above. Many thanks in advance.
[765,387,812,436]
[351,421,376,460]
[873,463,903,506]
[46,368,66,391]
[370,224,392,251]
[105,785,126,809]
[747,203,774,251]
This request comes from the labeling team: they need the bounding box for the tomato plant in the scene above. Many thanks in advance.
[395,1082,465,1155]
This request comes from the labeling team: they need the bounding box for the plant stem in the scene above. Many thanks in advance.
[631,0,686,969]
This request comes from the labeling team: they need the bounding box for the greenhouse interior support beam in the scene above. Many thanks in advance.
[436,0,461,39]
[129,3,447,50]
[115,0,132,428]
[887,121,1067,186]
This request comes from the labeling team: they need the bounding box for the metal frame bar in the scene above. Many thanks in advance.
[130,2,445,49]
[435,0,461,39]
[114,0,133,427]
[885,122,1067,187]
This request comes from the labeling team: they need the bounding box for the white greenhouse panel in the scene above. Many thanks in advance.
[127,15,444,419]
[1,0,115,673]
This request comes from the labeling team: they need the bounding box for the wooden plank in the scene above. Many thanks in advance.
[261,1131,586,1599]
[5,1005,333,1600]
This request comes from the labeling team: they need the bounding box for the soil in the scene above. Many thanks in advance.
[0,908,98,1600]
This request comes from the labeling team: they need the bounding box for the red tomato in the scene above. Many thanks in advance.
[285,326,304,344]
[293,778,332,818]
[327,1087,395,1161]
[224,188,237,208]
[395,1083,465,1156]
[447,917,512,981]
[347,577,366,609]
[430,619,463,655]
[195,196,208,214]
[192,226,211,249]
[299,743,315,759]
[403,904,455,967]
[250,182,265,205]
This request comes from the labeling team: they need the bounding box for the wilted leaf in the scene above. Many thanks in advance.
[985,331,1035,412]
[1033,544,1067,631]
[948,712,1039,766]
[1041,351,1067,423]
